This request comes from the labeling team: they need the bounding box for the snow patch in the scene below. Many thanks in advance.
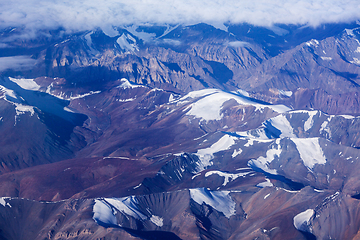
[205,170,252,186]
[117,98,135,102]
[63,107,74,113]
[320,116,333,137]
[93,197,148,226]
[125,25,156,42]
[194,134,237,172]
[169,94,175,102]
[320,56,332,61]
[350,58,360,65]
[237,128,270,141]
[280,188,300,193]
[48,89,101,100]
[105,197,147,220]
[0,197,11,207]
[192,173,201,180]
[103,156,130,160]
[345,28,356,37]
[9,77,40,91]
[324,191,340,202]
[0,85,17,99]
[181,89,290,121]
[173,152,184,157]
[84,31,99,55]
[150,215,164,227]
[257,179,273,188]
[291,138,326,170]
[306,39,319,46]
[293,209,314,230]
[189,188,236,218]
[157,24,180,39]
[15,104,35,116]
[339,115,355,119]
[244,139,256,147]
[68,91,101,100]
[101,26,119,37]
[232,148,242,158]
[233,89,250,97]
[0,85,35,118]
[117,78,144,89]
[236,167,252,171]
[178,89,216,102]
[265,115,296,138]
[116,33,139,52]
[93,199,117,225]
[279,90,293,97]
[244,138,273,147]
[304,111,317,132]
[248,139,281,175]
[264,193,271,199]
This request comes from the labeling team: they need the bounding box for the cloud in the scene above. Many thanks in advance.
[0,56,37,72]
[0,0,359,38]
[161,39,182,46]
[226,41,250,48]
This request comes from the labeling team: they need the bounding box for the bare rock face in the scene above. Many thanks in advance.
[239,33,360,95]
[2,22,360,240]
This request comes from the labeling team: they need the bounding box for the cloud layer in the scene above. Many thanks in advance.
[0,0,359,35]
[0,56,37,72]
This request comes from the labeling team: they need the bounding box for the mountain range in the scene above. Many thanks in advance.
[1,21,360,239]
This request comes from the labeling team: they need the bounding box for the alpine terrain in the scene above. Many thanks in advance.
[1,19,360,240]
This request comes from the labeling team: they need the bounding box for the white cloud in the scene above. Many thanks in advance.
[0,56,37,72]
[0,0,359,38]
[226,41,249,48]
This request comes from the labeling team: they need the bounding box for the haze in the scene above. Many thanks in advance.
[1,0,359,38]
